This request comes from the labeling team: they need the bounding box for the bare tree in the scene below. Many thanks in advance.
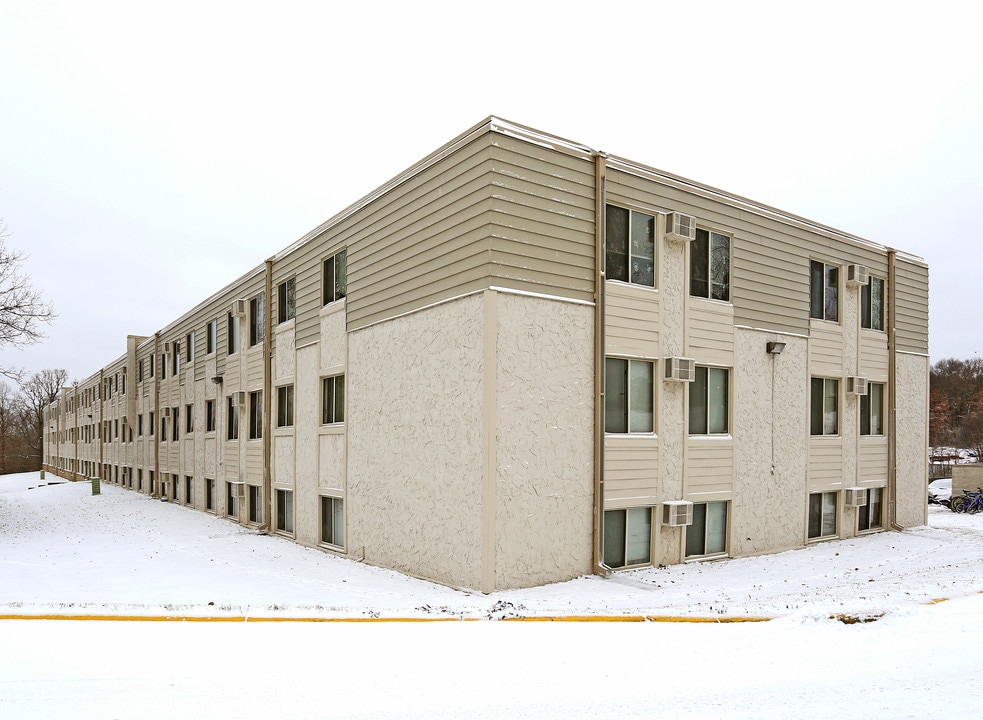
[17,368,69,466]
[0,220,55,379]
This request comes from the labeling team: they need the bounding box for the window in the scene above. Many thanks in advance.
[249,391,263,440]
[603,507,652,568]
[137,468,143,492]
[861,382,884,436]
[277,385,294,428]
[171,407,180,442]
[810,260,839,321]
[276,489,294,534]
[320,495,345,548]
[323,249,347,305]
[185,404,194,434]
[206,320,217,355]
[137,414,143,436]
[321,375,345,424]
[226,482,239,518]
[810,378,839,435]
[690,229,730,301]
[149,470,155,495]
[248,485,262,524]
[205,399,216,433]
[149,411,155,437]
[137,361,143,383]
[689,366,729,435]
[171,474,178,500]
[278,277,296,323]
[172,342,180,376]
[149,355,155,378]
[250,294,265,346]
[605,205,654,287]
[858,487,883,532]
[160,353,166,379]
[186,332,195,363]
[161,414,167,438]
[862,276,885,331]
[185,476,193,506]
[604,358,653,434]
[226,397,239,440]
[227,312,240,355]
[808,491,838,539]
[686,502,728,557]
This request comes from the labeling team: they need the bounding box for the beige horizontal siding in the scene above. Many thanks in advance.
[894,258,929,354]
[809,438,844,488]
[685,441,734,497]
[859,437,889,481]
[605,282,660,357]
[687,302,734,365]
[810,322,845,376]
[604,439,659,507]
[859,333,889,380]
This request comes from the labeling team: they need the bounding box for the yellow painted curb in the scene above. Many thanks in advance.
[0,613,773,623]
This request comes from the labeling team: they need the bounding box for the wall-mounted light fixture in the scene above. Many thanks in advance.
[211,376,224,384]
[766,341,786,355]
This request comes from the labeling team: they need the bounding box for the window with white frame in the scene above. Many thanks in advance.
[690,229,730,301]
[226,397,239,440]
[858,487,883,532]
[226,482,239,518]
[320,495,344,548]
[185,475,193,506]
[206,478,215,511]
[185,403,194,434]
[603,507,652,568]
[205,399,215,433]
[861,276,885,331]
[809,260,839,321]
[207,320,217,355]
[172,342,180,376]
[685,501,728,557]
[810,378,839,436]
[249,391,263,439]
[171,407,180,442]
[604,358,653,434]
[605,205,655,287]
[277,385,294,428]
[276,489,294,534]
[323,249,347,305]
[321,375,345,424]
[861,382,884,436]
[689,366,729,435]
[186,332,195,363]
[808,491,837,539]
[249,293,265,347]
[248,485,262,524]
[277,277,296,324]
[227,312,240,355]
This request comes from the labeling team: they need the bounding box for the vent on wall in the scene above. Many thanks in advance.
[665,357,696,383]
[846,376,869,395]
[662,501,694,527]
[844,487,868,507]
[846,264,869,286]
[665,212,697,243]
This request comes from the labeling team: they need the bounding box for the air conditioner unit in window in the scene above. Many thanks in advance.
[232,391,246,406]
[846,264,869,286]
[665,212,697,243]
[231,299,248,316]
[162,341,173,355]
[665,357,696,383]
[231,482,246,499]
[162,407,172,419]
[844,487,868,507]
[662,500,694,527]
[846,376,869,395]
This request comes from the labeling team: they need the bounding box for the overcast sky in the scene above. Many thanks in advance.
[1,0,980,384]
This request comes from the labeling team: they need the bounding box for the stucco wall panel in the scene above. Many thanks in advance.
[895,352,929,528]
[493,293,593,588]
[732,329,809,557]
[347,294,485,589]
[293,344,322,547]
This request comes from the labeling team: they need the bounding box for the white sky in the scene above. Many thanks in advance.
[1,0,980,383]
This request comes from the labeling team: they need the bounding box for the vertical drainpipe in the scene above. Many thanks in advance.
[98,369,104,480]
[887,248,900,529]
[263,258,274,532]
[593,151,609,575]
[154,333,160,498]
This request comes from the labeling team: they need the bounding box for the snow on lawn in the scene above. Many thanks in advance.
[3,471,983,719]
[3,471,981,619]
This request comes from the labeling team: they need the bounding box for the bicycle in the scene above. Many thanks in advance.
[950,487,983,514]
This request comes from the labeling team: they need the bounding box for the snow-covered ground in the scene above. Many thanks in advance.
[3,471,982,718]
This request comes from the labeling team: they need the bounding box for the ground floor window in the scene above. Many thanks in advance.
[137,468,143,492]
[686,501,728,557]
[320,495,345,548]
[206,478,215,512]
[171,473,179,501]
[276,489,294,534]
[603,507,652,568]
[185,476,193,506]
[248,485,262,524]
[149,470,155,495]
[858,487,883,532]
[808,491,838,539]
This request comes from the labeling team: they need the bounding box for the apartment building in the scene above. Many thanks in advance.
[43,117,929,592]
